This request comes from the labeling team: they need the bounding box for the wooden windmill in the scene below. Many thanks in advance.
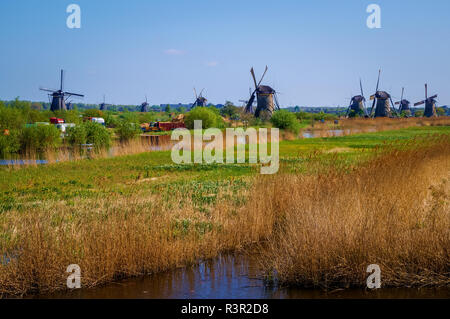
[346,79,367,117]
[99,95,111,111]
[368,70,398,118]
[394,88,411,116]
[40,69,84,112]
[140,96,149,112]
[414,84,438,117]
[192,88,207,108]
[244,66,280,118]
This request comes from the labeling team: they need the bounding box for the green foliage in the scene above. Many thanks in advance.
[66,125,87,146]
[270,110,300,134]
[348,109,364,118]
[83,109,104,118]
[20,125,62,152]
[184,107,221,129]
[220,102,240,118]
[83,121,112,149]
[414,110,424,117]
[0,130,21,157]
[436,108,445,116]
[66,122,111,150]
[165,105,172,113]
[115,120,141,142]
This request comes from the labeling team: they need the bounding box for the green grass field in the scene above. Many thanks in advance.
[1,126,449,214]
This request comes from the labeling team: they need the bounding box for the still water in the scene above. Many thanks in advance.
[35,254,449,299]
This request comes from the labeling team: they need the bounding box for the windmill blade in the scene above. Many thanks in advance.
[429,94,438,100]
[414,100,425,107]
[274,92,280,110]
[425,83,428,99]
[359,78,364,97]
[60,69,64,91]
[400,87,404,102]
[199,88,205,97]
[64,92,84,98]
[375,69,381,92]
[40,87,57,93]
[250,68,258,90]
[245,93,256,113]
[193,87,198,99]
[257,65,268,87]
[369,97,377,116]
[389,97,399,116]
[395,101,400,105]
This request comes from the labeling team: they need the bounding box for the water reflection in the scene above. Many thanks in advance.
[36,254,450,299]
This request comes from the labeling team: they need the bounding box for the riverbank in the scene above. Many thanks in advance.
[0,126,449,297]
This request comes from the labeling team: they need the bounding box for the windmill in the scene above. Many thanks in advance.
[99,95,111,111]
[191,88,207,108]
[414,84,438,117]
[368,69,398,118]
[245,66,280,118]
[394,88,411,116]
[40,69,84,112]
[140,96,149,112]
[345,78,367,117]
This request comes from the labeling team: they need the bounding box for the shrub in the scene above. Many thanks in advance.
[84,121,112,150]
[184,107,219,129]
[66,125,87,146]
[66,122,111,150]
[0,130,21,157]
[270,110,300,134]
[20,125,62,152]
[115,120,141,142]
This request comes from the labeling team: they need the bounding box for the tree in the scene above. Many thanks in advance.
[184,107,219,129]
[220,101,239,118]
[165,105,172,113]
[270,110,300,134]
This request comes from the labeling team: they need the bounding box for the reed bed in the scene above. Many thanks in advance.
[255,135,450,288]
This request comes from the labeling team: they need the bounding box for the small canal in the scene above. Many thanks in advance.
[33,254,449,299]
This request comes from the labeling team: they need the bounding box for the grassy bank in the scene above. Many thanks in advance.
[0,126,449,296]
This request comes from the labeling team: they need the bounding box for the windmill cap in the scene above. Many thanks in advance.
[375,91,391,99]
[401,99,410,105]
[257,85,275,94]
[352,95,365,102]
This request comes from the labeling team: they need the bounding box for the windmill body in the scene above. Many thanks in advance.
[424,98,437,117]
[100,95,111,111]
[255,85,276,118]
[398,100,411,113]
[191,88,207,108]
[245,66,280,118]
[40,70,84,112]
[140,96,150,112]
[414,84,438,117]
[348,95,365,117]
[373,91,393,117]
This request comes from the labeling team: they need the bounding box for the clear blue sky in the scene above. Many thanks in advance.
[0,0,449,107]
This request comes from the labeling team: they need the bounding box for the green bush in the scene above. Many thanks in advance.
[66,122,111,150]
[184,107,220,129]
[66,125,87,146]
[20,125,62,152]
[0,130,21,157]
[84,122,112,150]
[115,120,141,142]
[270,110,300,134]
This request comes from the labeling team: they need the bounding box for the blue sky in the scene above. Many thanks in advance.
[0,0,449,107]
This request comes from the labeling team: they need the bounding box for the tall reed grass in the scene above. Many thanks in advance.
[255,135,450,288]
